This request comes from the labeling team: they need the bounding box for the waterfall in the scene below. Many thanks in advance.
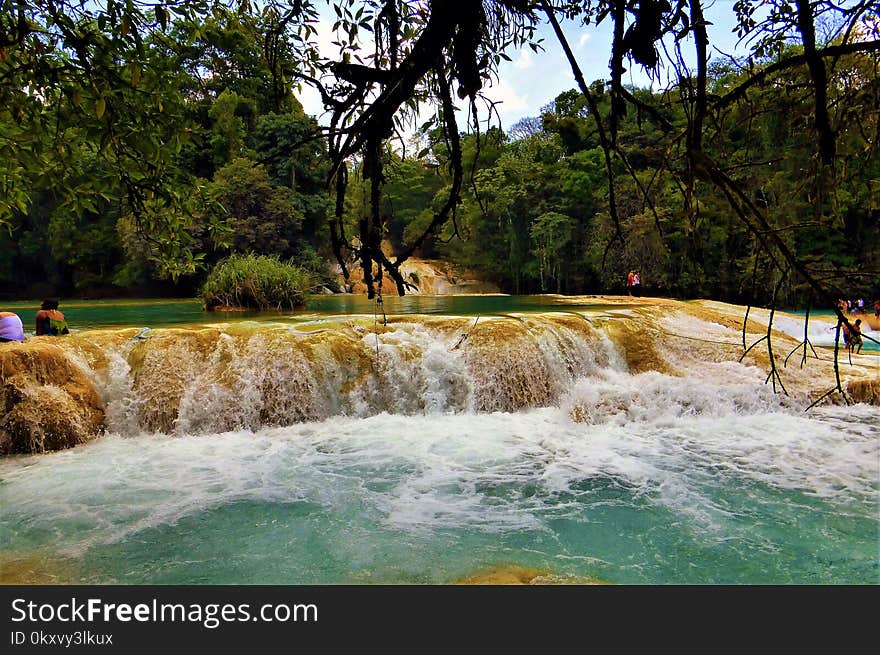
[71,314,623,435]
[2,303,877,449]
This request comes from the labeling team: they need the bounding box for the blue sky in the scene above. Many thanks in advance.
[483,0,749,128]
[297,0,754,133]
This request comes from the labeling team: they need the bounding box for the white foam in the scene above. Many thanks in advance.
[2,378,875,556]
[353,324,473,415]
[76,316,633,433]
[769,311,878,349]
[561,366,782,426]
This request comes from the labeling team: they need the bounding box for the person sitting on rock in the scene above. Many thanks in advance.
[35,299,69,336]
[0,311,25,342]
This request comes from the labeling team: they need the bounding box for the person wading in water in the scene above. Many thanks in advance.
[848,319,863,355]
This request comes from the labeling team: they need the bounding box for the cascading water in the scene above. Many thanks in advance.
[76,315,623,435]
[1,307,877,584]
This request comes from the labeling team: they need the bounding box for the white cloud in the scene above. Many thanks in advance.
[310,18,340,60]
[514,49,534,70]
[480,77,529,129]
[291,18,338,118]
[295,84,325,120]
[577,33,591,49]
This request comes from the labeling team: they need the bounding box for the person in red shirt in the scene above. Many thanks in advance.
[35,299,69,336]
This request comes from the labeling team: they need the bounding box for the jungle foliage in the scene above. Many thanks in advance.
[0,1,878,309]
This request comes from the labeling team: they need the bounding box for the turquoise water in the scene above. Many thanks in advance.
[2,295,635,330]
[1,406,877,584]
[68,486,879,584]
[785,309,880,352]
[3,299,208,330]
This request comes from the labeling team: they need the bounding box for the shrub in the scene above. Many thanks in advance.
[201,254,313,311]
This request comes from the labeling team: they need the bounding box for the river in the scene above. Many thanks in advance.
[0,296,877,583]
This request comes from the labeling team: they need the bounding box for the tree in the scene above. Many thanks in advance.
[252,109,332,241]
[531,211,576,292]
[3,0,878,318]
[508,116,543,141]
[0,1,240,277]
[208,89,252,167]
[209,158,303,258]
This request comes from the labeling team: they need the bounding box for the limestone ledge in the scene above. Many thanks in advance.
[0,340,104,455]
[1,297,877,455]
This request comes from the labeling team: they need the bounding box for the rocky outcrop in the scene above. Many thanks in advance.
[398,259,499,295]
[339,257,500,295]
[0,341,104,455]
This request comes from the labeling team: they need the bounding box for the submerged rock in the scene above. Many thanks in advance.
[0,552,80,584]
[455,564,608,585]
[206,304,249,312]
[0,341,104,455]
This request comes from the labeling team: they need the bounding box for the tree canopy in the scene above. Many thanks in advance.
[1,0,878,313]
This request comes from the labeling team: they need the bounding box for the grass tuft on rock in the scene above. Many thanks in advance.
[201,254,313,311]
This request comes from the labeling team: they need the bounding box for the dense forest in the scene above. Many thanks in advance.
[1,5,334,298]
[1,1,878,306]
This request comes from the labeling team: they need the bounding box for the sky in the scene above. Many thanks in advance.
[476,0,749,128]
[296,0,753,134]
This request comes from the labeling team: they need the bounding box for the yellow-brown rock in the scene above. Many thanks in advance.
[847,377,879,405]
[455,564,609,585]
[0,340,104,455]
[0,553,80,585]
[339,257,500,295]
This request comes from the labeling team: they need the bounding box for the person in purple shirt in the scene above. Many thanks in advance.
[0,311,25,342]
